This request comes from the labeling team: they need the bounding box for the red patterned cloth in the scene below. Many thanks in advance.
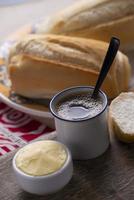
[0,102,54,156]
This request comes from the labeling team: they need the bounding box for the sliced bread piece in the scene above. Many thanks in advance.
[109,92,134,142]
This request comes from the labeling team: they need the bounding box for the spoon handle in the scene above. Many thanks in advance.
[92,37,120,98]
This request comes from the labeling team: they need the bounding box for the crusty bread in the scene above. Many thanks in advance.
[35,0,134,50]
[8,34,131,99]
[109,92,134,142]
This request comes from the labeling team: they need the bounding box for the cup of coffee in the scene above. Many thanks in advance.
[50,86,109,160]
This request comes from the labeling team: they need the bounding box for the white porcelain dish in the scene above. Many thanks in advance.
[0,93,51,118]
[0,92,55,128]
[0,41,54,127]
[12,140,73,195]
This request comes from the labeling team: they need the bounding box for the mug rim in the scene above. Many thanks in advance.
[49,86,108,122]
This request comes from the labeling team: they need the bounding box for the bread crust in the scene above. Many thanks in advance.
[8,34,131,99]
[35,0,134,50]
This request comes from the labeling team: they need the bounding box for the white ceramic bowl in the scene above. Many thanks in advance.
[12,141,73,195]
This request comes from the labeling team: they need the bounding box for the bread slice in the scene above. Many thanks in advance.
[35,0,134,50]
[8,34,131,99]
[109,92,134,142]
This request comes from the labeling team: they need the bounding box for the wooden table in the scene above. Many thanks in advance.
[0,132,134,200]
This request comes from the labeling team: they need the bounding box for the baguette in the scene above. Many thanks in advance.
[109,92,134,142]
[35,0,134,50]
[8,34,131,99]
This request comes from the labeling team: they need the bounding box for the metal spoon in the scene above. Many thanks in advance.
[91,37,120,98]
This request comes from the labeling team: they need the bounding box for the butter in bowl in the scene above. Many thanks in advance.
[12,140,73,195]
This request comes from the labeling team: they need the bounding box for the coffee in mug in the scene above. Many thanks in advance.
[56,91,104,120]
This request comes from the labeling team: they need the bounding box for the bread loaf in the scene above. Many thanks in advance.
[35,0,134,50]
[8,34,131,99]
[109,92,134,142]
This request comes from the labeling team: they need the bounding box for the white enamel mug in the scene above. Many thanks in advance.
[50,86,110,160]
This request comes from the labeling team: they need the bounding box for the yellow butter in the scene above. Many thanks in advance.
[15,140,67,176]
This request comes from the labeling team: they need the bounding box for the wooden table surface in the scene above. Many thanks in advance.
[0,132,134,200]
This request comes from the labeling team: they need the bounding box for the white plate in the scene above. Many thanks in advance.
[0,89,54,128]
[0,40,54,127]
[0,92,52,118]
